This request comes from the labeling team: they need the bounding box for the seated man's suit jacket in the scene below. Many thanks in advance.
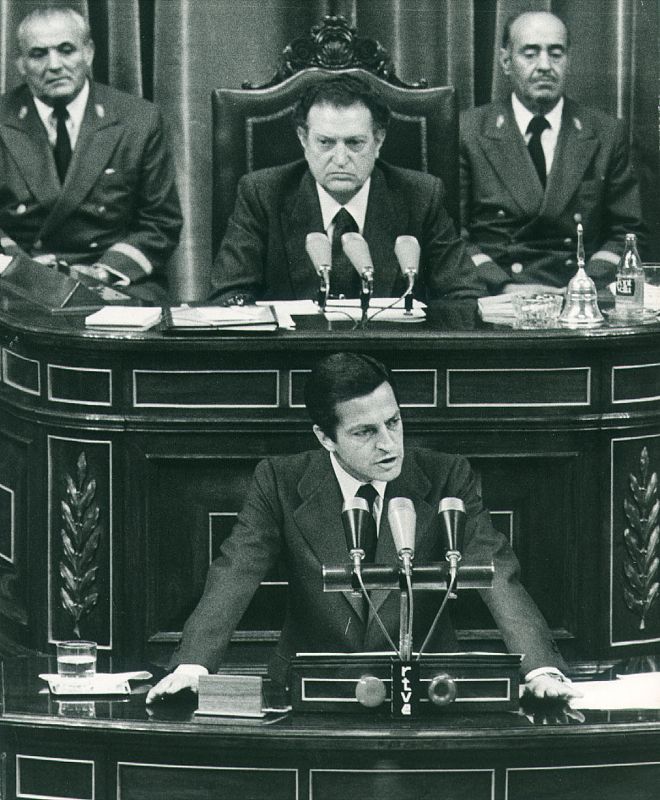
[460,97,644,293]
[210,159,482,305]
[171,447,566,686]
[0,81,182,301]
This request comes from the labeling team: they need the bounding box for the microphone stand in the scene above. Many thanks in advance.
[403,272,415,316]
[397,549,414,661]
[317,267,331,312]
[359,269,374,327]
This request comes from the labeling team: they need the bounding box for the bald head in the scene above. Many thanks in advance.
[500,11,569,114]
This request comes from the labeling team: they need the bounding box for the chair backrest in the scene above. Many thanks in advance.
[211,17,458,257]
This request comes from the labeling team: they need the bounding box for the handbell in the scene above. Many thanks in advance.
[558,224,604,328]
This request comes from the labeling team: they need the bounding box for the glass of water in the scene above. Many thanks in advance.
[56,640,97,680]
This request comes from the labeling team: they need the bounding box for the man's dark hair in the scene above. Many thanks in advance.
[304,352,399,439]
[501,10,570,49]
[293,74,390,134]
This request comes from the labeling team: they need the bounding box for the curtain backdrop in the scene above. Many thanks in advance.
[1,0,657,301]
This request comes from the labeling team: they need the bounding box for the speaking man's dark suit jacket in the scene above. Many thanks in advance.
[0,82,182,301]
[170,447,566,686]
[210,159,482,306]
[460,97,644,293]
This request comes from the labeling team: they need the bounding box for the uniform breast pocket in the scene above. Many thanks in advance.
[91,168,138,215]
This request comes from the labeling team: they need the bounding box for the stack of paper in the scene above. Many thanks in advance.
[324,297,426,322]
[39,670,152,695]
[478,294,516,325]
[85,306,161,330]
[168,305,278,331]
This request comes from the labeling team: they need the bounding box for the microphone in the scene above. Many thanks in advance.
[305,233,332,310]
[437,497,466,581]
[388,497,416,662]
[341,232,374,317]
[341,497,371,593]
[394,236,421,315]
[387,497,416,576]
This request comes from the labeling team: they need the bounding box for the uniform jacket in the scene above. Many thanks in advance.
[171,447,566,686]
[460,97,644,293]
[210,159,482,305]
[0,82,182,296]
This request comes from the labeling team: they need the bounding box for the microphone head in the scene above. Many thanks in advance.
[437,497,466,553]
[341,497,370,552]
[394,235,421,277]
[387,497,416,555]
[341,232,374,279]
[305,233,332,275]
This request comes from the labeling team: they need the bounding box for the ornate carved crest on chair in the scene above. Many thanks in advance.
[243,15,427,90]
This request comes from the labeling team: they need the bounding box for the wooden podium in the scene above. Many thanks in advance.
[290,652,521,715]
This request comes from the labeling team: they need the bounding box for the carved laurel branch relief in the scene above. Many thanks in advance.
[622,447,660,631]
[59,452,100,637]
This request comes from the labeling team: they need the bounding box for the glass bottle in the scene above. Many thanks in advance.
[615,233,645,319]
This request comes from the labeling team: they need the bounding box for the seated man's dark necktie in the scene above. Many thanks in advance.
[355,483,378,562]
[52,100,72,184]
[331,208,360,298]
[526,115,550,188]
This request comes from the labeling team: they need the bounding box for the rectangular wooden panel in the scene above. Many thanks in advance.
[48,436,113,648]
[2,349,40,396]
[48,364,112,406]
[117,763,297,800]
[0,482,14,564]
[311,768,494,800]
[290,369,437,408]
[506,762,660,800]
[17,754,94,800]
[446,367,590,407]
[133,369,279,408]
[612,362,660,403]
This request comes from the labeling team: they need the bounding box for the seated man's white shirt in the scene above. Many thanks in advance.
[33,79,90,150]
[511,93,563,175]
[317,178,371,240]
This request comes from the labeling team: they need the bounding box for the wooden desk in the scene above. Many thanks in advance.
[1,656,660,800]
[1,298,659,668]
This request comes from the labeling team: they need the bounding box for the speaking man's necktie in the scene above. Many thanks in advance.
[52,100,72,184]
[355,483,379,562]
[331,208,360,298]
[526,115,550,188]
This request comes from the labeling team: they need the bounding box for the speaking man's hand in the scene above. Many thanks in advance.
[524,672,583,702]
[146,664,208,704]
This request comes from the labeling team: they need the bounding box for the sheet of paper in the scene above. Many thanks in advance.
[570,673,660,710]
[324,298,426,323]
[169,305,277,329]
[85,306,161,329]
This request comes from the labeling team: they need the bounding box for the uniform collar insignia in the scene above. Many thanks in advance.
[18,105,28,120]
[573,116,583,131]
[95,103,105,119]
[496,113,505,128]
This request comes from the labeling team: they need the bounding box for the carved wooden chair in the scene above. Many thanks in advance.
[211,15,458,256]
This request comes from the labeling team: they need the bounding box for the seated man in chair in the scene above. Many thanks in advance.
[0,5,182,303]
[209,74,481,309]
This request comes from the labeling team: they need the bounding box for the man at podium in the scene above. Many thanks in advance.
[0,5,182,303]
[147,352,579,704]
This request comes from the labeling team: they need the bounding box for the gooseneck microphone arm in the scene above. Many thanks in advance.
[305,233,332,311]
[394,236,421,316]
[341,232,374,324]
[417,497,467,660]
[341,498,398,653]
[388,497,416,662]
